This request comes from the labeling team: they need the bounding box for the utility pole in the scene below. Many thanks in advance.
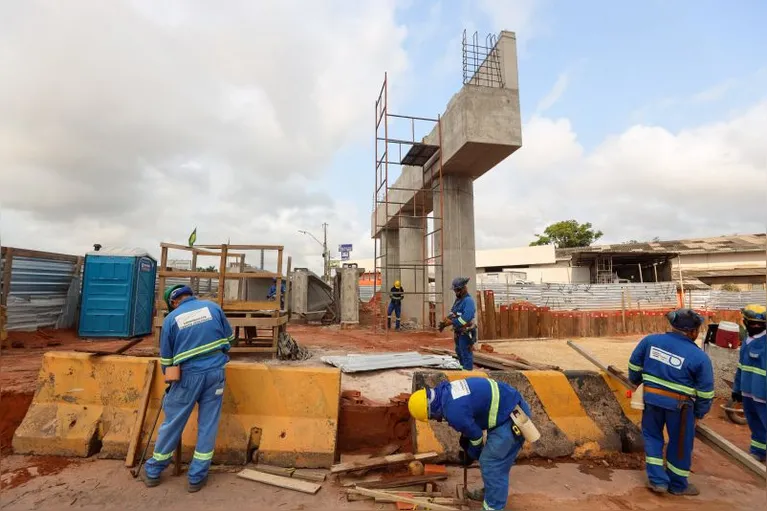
[322,222,329,283]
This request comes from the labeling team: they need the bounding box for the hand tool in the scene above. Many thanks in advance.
[131,385,169,478]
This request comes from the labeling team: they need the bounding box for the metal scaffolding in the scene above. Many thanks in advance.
[373,73,445,333]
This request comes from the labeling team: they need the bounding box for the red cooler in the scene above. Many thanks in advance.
[715,321,741,349]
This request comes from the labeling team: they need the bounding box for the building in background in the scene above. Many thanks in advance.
[347,233,767,292]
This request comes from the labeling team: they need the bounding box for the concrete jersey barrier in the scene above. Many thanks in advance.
[412,369,643,462]
[13,352,341,468]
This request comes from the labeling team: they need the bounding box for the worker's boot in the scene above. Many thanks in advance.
[187,476,208,493]
[749,453,766,463]
[395,319,400,330]
[466,487,485,501]
[647,482,668,494]
[140,469,161,488]
[387,318,391,329]
[668,483,700,496]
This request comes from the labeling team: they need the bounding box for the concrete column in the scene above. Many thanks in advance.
[436,175,477,312]
[399,216,426,325]
[379,228,400,296]
[291,270,309,321]
[339,267,360,325]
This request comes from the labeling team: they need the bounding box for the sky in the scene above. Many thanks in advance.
[1,0,766,274]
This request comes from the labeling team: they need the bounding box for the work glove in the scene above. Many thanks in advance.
[438,320,448,333]
[459,436,482,464]
[731,391,742,403]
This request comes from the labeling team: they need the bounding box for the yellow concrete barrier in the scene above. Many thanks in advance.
[13,352,341,468]
[412,369,644,461]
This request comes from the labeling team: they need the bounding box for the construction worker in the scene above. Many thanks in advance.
[267,277,286,308]
[628,308,714,496]
[142,285,234,492]
[731,304,766,462]
[438,276,477,370]
[387,280,404,330]
[408,377,532,510]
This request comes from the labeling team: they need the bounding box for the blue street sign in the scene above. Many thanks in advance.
[338,244,353,252]
[340,250,350,261]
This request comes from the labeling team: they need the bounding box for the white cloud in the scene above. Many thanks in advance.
[691,79,738,103]
[536,71,569,113]
[0,0,408,271]
[475,98,767,248]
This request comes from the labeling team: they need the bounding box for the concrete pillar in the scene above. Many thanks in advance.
[379,228,400,296]
[436,175,477,312]
[339,267,360,325]
[291,270,309,321]
[399,216,425,325]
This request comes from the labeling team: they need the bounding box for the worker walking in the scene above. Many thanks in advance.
[628,308,714,496]
[731,304,766,462]
[408,377,534,510]
[438,277,477,370]
[142,285,234,492]
[267,277,287,309]
[387,280,404,330]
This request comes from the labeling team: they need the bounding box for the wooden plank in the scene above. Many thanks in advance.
[292,469,328,482]
[499,305,509,339]
[4,247,79,263]
[157,270,280,279]
[352,474,448,489]
[485,291,496,340]
[218,244,229,306]
[197,244,284,251]
[285,255,292,318]
[349,487,458,511]
[230,346,278,354]
[125,360,156,467]
[74,337,145,356]
[696,424,767,478]
[330,452,438,474]
[253,465,295,477]
[236,469,322,494]
[223,300,278,312]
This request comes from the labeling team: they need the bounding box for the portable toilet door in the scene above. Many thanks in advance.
[79,253,138,338]
[130,256,157,337]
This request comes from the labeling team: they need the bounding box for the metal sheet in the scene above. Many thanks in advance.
[687,289,766,310]
[1,256,80,331]
[476,282,678,310]
[321,352,462,373]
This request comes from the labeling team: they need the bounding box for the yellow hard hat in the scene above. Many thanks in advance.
[394,280,401,288]
[742,304,767,323]
[408,389,429,422]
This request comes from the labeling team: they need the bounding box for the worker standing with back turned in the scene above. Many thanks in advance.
[142,285,234,492]
[388,280,404,330]
[408,377,536,510]
[628,308,714,496]
[731,304,767,462]
[438,277,477,370]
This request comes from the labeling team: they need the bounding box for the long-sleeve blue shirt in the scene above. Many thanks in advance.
[429,377,531,445]
[160,297,233,374]
[628,332,715,419]
[733,332,766,403]
[450,293,476,336]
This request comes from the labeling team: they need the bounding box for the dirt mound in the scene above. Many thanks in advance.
[1,391,33,454]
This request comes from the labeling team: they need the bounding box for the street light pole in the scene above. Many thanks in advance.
[299,225,330,283]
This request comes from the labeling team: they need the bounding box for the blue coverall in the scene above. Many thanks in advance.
[732,331,767,460]
[267,281,286,308]
[387,286,404,329]
[429,377,531,511]
[145,297,234,485]
[450,293,477,370]
[628,332,714,493]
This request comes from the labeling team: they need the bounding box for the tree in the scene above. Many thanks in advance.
[530,220,604,248]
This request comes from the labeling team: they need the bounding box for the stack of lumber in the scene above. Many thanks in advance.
[421,346,560,372]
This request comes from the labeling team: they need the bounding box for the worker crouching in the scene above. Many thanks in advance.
[408,377,535,510]
[628,308,714,496]
[142,285,234,492]
[438,277,477,370]
[731,304,767,462]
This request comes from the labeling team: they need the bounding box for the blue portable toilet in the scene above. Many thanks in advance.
[78,248,157,338]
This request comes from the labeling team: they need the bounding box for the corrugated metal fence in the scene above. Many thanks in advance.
[1,254,81,331]
[476,282,679,310]
[687,289,767,310]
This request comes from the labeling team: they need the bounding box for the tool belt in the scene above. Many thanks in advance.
[644,386,693,460]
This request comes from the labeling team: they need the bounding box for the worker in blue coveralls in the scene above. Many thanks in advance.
[387,280,404,330]
[438,277,477,370]
[408,377,532,510]
[142,284,233,492]
[628,308,714,496]
[731,304,767,462]
[267,277,286,308]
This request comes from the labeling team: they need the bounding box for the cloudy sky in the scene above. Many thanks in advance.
[1,0,765,273]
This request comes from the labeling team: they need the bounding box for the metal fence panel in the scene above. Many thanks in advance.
[688,289,766,310]
[2,256,80,331]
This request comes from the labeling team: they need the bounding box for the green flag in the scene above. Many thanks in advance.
[188,227,197,247]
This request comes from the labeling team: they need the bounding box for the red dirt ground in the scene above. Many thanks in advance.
[0,392,33,454]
